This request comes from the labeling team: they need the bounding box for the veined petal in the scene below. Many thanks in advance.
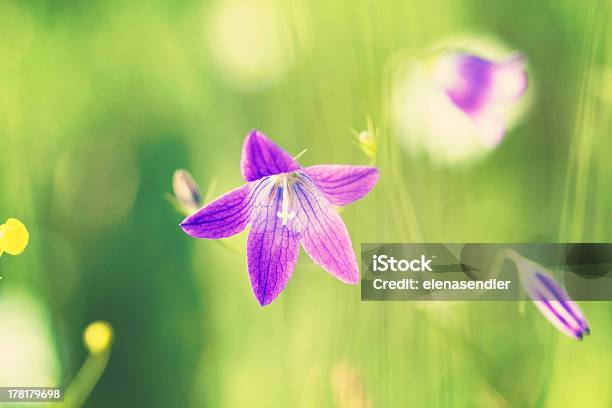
[292,179,359,284]
[532,272,589,338]
[247,186,301,306]
[533,299,588,340]
[302,165,379,207]
[180,179,269,239]
[241,129,299,181]
[514,254,590,340]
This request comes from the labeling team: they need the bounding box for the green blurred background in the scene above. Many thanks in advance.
[1,0,611,406]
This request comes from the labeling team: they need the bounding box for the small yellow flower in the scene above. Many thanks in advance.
[0,218,29,257]
[83,321,113,355]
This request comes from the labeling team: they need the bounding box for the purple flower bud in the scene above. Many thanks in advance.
[172,170,202,215]
[511,252,590,340]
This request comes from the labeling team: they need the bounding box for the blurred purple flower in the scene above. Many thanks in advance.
[180,130,379,306]
[393,40,530,165]
[512,251,590,340]
[434,51,528,145]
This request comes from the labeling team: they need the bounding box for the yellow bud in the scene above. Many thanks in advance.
[358,130,373,145]
[83,321,113,355]
[0,218,30,256]
[353,130,376,158]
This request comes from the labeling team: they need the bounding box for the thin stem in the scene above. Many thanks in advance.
[491,248,523,270]
[60,350,111,408]
[379,50,424,241]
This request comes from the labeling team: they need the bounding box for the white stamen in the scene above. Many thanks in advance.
[276,174,296,225]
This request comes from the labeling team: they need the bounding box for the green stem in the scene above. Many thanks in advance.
[60,350,111,408]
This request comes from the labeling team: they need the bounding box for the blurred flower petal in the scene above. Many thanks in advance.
[392,37,530,165]
[438,53,527,116]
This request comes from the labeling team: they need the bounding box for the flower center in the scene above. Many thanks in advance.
[275,173,296,225]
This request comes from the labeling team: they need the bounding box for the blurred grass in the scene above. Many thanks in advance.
[0,0,611,407]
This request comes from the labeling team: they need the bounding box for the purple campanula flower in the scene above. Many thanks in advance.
[180,130,379,306]
[433,51,528,146]
[508,250,590,340]
[393,40,530,165]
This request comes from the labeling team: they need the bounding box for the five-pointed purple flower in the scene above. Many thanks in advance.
[181,130,379,306]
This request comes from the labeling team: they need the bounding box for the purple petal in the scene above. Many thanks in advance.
[533,297,586,340]
[534,272,589,333]
[180,182,260,239]
[514,253,590,339]
[442,53,527,118]
[444,54,495,116]
[292,180,359,284]
[247,187,301,306]
[302,165,379,207]
[240,130,300,182]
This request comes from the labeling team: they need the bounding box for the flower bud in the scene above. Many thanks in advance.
[172,169,202,215]
[0,218,29,257]
[508,250,590,340]
[83,321,114,355]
